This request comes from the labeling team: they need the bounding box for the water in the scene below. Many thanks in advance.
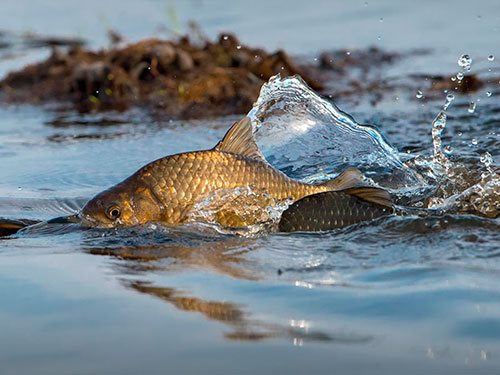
[1,1,500,374]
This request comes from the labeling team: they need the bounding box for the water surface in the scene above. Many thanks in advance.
[0,1,499,374]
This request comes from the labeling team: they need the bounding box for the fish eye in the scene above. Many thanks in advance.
[105,205,121,220]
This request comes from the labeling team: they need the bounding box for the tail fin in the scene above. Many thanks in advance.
[343,186,392,208]
[319,167,364,190]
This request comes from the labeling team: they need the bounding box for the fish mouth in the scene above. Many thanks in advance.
[46,214,81,224]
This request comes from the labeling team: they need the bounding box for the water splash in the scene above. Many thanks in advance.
[431,110,450,169]
[247,75,421,187]
[431,92,455,170]
[187,186,292,234]
[409,65,499,217]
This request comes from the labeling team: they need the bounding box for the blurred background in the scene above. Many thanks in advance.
[1,0,499,69]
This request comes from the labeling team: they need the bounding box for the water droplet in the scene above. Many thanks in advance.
[471,138,478,145]
[377,35,381,41]
[486,91,492,97]
[223,35,229,40]
[468,102,476,113]
[444,145,453,154]
[488,55,494,61]
[480,151,493,167]
[456,72,464,80]
[364,1,368,6]
[444,93,455,110]
[458,54,472,70]
[476,15,482,21]
[17,187,22,191]
[346,51,351,56]
[433,111,446,131]
[416,90,423,99]
[458,132,463,137]
[379,17,384,22]
[236,45,241,50]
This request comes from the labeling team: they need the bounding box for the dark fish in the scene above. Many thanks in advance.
[0,218,39,237]
[278,187,394,232]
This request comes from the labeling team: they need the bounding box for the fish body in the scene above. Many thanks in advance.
[79,117,392,228]
[105,149,325,226]
[278,188,394,232]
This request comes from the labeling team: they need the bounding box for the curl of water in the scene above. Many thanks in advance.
[247,75,421,187]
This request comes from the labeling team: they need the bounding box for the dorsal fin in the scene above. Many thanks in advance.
[320,167,364,190]
[343,186,393,208]
[214,117,265,161]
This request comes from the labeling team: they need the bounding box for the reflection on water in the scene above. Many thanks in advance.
[126,280,368,343]
[81,231,374,344]
[85,233,258,280]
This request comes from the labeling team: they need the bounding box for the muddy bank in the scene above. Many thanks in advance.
[0,32,495,118]
[1,33,323,118]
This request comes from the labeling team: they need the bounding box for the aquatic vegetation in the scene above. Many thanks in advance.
[2,31,497,120]
[0,33,319,118]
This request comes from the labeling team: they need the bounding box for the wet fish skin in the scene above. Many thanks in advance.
[0,218,39,237]
[80,117,350,228]
[278,188,394,232]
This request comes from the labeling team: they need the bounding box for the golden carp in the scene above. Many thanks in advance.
[79,117,392,228]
